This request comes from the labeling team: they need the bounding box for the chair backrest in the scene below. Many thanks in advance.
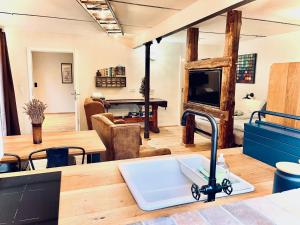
[29,147,85,170]
[0,153,21,173]
[91,114,141,161]
[84,98,106,130]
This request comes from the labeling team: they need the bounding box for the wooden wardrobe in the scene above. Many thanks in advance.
[266,62,300,129]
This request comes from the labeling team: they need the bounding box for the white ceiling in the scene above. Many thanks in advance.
[239,0,300,25]
[0,0,197,36]
[110,0,197,9]
[0,0,100,35]
[165,0,300,44]
[0,0,299,44]
[109,0,197,35]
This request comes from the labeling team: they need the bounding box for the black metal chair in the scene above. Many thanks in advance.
[0,153,22,173]
[29,147,86,170]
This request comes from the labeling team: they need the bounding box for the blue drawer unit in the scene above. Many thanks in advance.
[243,111,300,167]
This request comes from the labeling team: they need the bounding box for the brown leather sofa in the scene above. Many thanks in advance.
[84,98,106,130]
[91,113,171,161]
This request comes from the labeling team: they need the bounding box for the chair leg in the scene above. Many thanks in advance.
[68,156,77,165]
[21,161,30,171]
[87,153,101,163]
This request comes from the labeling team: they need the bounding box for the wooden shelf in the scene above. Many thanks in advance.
[95,76,126,88]
[185,57,232,70]
[183,102,229,121]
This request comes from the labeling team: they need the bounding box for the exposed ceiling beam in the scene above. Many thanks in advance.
[133,0,255,48]
[108,0,181,11]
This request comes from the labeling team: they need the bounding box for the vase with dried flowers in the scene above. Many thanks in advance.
[24,99,47,144]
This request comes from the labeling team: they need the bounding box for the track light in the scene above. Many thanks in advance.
[80,0,123,35]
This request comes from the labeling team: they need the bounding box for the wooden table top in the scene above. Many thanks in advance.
[106,98,168,107]
[2,130,105,162]
[0,147,275,225]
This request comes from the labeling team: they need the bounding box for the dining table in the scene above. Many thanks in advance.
[1,130,105,162]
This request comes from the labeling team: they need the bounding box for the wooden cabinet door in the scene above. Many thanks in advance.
[266,63,300,129]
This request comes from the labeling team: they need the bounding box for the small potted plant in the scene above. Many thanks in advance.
[139,77,145,98]
[24,99,47,144]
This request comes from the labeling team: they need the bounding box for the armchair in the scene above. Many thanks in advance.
[84,98,106,130]
[91,113,171,161]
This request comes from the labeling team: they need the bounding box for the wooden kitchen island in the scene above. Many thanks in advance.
[0,148,275,225]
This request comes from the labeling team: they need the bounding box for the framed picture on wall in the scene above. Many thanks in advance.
[61,63,73,84]
[236,53,257,84]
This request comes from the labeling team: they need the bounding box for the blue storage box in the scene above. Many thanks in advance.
[243,111,300,167]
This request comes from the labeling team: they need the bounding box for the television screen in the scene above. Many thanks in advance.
[188,69,222,107]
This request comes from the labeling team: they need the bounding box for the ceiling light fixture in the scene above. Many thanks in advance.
[80,0,123,35]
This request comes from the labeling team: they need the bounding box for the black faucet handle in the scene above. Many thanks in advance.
[191,179,233,202]
[221,178,233,195]
[191,183,201,200]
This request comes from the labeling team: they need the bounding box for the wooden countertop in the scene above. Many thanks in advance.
[2,130,105,161]
[0,147,275,225]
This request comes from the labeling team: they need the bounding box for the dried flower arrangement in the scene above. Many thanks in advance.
[24,99,47,124]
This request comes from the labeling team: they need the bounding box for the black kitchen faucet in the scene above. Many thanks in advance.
[181,110,233,202]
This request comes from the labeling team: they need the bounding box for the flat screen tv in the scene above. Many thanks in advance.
[188,68,222,107]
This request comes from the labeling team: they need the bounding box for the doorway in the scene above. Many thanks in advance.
[27,49,80,132]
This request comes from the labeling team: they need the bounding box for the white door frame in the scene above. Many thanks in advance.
[26,47,80,131]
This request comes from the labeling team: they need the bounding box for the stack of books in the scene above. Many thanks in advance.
[99,66,125,77]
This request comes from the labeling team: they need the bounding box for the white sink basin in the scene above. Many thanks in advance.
[119,154,254,211]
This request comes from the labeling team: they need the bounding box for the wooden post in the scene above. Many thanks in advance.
[182,28,199,144]
[219,10,242,148]
[144,41,152,139]
[149,104,159,133]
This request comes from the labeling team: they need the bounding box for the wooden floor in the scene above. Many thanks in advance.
[142,126,211,153]
[43,113,75,132]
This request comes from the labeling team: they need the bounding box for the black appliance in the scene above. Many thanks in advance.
[0,172,61,225]
[188,68,222,107]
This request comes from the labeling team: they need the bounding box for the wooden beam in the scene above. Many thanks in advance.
[185,57,232,70]
[184,102,229,121]
[183,28,198,103]
[219,10,242,148]
[182,28,198,145]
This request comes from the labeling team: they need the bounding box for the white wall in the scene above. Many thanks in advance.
[5,28,186,133]
[198,44,223,59]
[150,42,184,126]
[104,42,185,127]
[32,52,74,113]
[7,25,299,134]
[5,28,134,133]
[237,30,300,103]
